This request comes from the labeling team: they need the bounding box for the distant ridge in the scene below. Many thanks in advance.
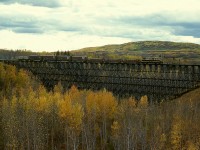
[75,41,200,52]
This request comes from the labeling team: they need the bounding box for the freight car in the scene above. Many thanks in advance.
[56,55,71,61]
[16,55,163,64]
[140,59,163,64]
[71,56,88,62]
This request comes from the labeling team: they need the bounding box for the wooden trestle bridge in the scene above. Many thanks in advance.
[1,59,200,102]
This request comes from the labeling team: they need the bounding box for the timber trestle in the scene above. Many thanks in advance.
[2,60,200,102]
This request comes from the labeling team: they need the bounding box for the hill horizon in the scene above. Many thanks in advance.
[75,40,200,51]
[1,40,200,52]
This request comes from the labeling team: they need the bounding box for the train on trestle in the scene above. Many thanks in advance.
[16,55,163,64]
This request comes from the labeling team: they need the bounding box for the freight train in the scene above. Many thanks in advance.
[16,55,163,64]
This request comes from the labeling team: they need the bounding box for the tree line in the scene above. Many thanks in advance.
[0,63,200,149]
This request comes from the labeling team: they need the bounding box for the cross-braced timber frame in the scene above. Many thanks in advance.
[2,60,200,102]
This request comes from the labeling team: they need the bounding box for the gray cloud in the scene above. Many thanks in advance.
[168,22,200,38]
[104,14,200,38]
[0,0,61,8]
[0,15,44,33]
[0,14,85,34]
[13,27,43,34]
[1,9,200,40]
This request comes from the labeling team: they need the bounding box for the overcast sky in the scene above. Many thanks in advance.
[0,0,200,52]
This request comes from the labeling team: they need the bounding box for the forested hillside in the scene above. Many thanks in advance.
[71,41,200,63]
[76,41,200,52]
[0,63,200,149]
[0,49,51,59]
[0,49,36,59]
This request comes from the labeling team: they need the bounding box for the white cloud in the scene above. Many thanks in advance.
[0,0,200,51]
[0,30,131,51]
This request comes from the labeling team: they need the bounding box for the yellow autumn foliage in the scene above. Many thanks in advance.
[86,91,98,115]
[36,96,50,113]
[138,95,148,108]
[57,94,72,119]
